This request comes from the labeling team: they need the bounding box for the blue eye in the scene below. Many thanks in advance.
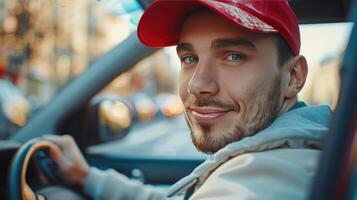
[226,53,244,61]
[182,56,198,64]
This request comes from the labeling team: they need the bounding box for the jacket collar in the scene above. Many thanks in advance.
[167,103,332,197]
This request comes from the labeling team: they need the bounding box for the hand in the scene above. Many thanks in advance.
[43,134,90,187]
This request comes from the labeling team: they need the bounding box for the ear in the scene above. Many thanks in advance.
[284,55,308,98]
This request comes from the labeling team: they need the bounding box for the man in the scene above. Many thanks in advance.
[46,0,331,199]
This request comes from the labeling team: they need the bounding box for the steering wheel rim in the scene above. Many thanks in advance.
[8,138,57,200]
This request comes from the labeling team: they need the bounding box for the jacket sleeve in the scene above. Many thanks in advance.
[83,167,166,200]
[189,148,321,200]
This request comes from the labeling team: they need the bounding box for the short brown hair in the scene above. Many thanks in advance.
[274,35,294,66]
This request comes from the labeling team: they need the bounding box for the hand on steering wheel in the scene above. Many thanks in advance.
[42,135,90,187]
[8,136,90,200]
[8,139,58,200]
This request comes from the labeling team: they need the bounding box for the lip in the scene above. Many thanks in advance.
[190,106,231,124]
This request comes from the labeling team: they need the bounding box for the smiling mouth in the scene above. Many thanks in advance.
[190,106,232,124]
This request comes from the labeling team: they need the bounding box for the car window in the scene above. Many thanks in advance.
[86,23,353,159]
[0,0,142,138]
[299,22,353,109]
[0,0,353,140]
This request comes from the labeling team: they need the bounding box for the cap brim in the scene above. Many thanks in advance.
[138,0,277,47]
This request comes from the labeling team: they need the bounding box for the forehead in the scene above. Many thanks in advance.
[179,9,274,46]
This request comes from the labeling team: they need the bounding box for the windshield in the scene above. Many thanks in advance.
[0,0,353,139]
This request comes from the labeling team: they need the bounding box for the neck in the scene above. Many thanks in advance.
[278,97,297,116]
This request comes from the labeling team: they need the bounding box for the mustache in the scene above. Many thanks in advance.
[184,96,240,112]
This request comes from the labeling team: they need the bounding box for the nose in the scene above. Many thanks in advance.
[188,60,218,98]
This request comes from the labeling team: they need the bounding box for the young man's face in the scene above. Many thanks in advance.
[178,10,285,154]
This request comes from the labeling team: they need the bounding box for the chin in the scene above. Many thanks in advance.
[190,125,244,154]
[185,112,245,154]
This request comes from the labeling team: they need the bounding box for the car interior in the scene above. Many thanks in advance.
[0,0,356,199]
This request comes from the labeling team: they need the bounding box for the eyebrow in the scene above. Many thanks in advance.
[176,43,194,54]
[176,38,257,54]
[211,38,257,50]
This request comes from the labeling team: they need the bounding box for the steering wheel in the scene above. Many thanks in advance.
[8,138,87,200]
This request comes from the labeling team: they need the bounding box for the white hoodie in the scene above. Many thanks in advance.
[83,103,331,200]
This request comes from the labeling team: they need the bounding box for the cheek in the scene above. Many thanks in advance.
[178,70,190,101]
[220,65,267,102]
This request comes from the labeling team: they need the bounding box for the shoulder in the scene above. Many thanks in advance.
[190,148,321,200]
[218,148,321,174]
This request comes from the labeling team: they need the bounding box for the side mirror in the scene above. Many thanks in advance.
[87,94,134,145]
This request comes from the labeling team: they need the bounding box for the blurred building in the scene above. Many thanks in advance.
[0,0,136,104]
[299,53,343,109]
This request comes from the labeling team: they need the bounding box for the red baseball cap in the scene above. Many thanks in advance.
[138,0,300,55]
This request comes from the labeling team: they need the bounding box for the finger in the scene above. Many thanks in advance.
[42,135,69,164]
[46,143,73,170]
[47,143,63,163]
[42,135,80,166]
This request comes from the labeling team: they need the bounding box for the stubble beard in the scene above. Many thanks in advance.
[184,76,282,154]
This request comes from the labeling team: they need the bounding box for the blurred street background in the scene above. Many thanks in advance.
[0,0,353,138]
